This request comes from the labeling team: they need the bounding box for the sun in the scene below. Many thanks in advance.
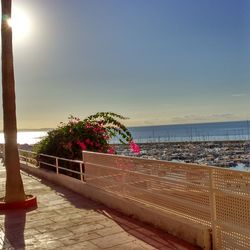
[7,5,31,42]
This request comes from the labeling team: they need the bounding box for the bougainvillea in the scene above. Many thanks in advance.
[34,112,140,160]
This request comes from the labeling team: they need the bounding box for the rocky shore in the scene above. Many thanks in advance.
[114,141,250,170]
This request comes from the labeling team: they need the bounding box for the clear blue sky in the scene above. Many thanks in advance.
[1,0,250,129]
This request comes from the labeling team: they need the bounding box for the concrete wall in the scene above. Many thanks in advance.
[21,164,212,249]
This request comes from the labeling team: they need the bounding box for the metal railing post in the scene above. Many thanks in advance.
[209,169,218,250]
[26,154,28,166]
[82,151,86,182]
[80,163,83,182]
[56,158,59,174]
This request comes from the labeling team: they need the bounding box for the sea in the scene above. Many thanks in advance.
[0,120,249,145]
[127,120,250,143]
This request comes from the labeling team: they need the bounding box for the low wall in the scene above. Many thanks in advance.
[21,163,211,249]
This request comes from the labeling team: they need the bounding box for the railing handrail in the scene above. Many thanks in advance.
[17,149,250,175]
[18,150,83,165]
[18,149,37,154]
[39,153,83,164]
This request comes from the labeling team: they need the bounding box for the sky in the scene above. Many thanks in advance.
[0,0,250,129]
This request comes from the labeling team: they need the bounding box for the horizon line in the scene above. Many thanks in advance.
[0,119,249,132]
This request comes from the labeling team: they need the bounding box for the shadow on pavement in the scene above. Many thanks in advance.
[22,171,201,250]
[97,207,201,250]
[2,210,26,249]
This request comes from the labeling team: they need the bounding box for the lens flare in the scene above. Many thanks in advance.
[7,18,12,27]
[7,6,31,42]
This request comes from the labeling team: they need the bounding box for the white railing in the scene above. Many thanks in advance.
[18,150,85,182]
[19,149,37,166]
[83,151,250,250]
[17,149,250,249]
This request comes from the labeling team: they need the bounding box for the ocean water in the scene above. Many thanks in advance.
[126,120,250,143]
[0,131,48,145]
[0,120,249,145]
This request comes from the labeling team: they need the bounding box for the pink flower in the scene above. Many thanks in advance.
[85,122,91,128]
[77,140,87,150]
[129,141,140,154]
[107,147,116,154]
[93,127,99,133]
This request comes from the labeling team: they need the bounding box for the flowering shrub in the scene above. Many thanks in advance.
[34,112,140,160]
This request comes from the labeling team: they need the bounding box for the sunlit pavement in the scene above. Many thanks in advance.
[0,164,200,249]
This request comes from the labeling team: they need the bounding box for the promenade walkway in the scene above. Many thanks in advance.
[0,165,199,249]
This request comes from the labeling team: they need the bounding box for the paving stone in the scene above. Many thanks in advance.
[49,213,85,223]
[98,219,120,228]
[35,228,74,240]
[108,241,157,250]
[23,237,41,249]
[0,165,200,250]
[95,225,125,236]
[59,232,101,246]
[31,239,65,250]
[90,232,136,248]
[37,221,76,233]
[26,211,59,222]
[25,218,55,229]
[62,241,101,250]
[68,223,105,234]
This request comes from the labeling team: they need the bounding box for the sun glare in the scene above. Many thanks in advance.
[7,6,32,42]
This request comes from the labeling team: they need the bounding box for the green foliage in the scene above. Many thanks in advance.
[34,112,133,160]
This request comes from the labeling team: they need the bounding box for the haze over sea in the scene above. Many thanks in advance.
[0,120,249,145]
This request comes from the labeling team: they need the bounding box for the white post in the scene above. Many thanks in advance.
[209,169,218,249]
[56,157,59,174]
[82,151,86,182]
[80,163,83,182]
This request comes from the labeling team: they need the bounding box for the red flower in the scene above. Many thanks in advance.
[85,138,94,146]
[85,122,91,128]
[129,141,140,154]
[108,147,116,154]
[77,140,87,150]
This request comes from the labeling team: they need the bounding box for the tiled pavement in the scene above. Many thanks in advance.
[0,166,200,249]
